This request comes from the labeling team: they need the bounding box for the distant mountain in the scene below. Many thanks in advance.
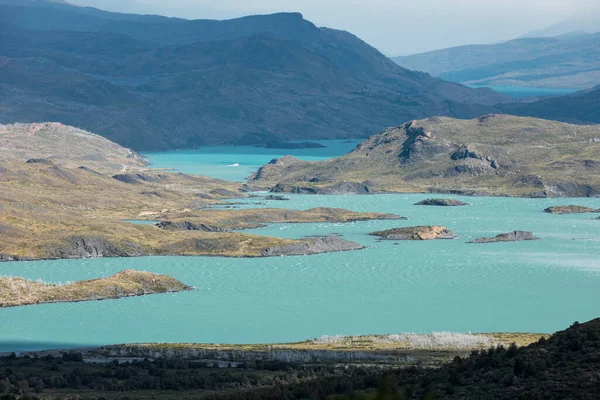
[0,1,509,151]
[501,85,600,124]
[249,115,600,197]
[522,13,600,38]
[393,33,600,90]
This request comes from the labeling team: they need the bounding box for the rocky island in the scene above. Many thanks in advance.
[415,198,469,206]
[469,231,539,243]
[0,270,191,308]
[249,115,600,197]
[371,226,456,240]
[544,205,600,214]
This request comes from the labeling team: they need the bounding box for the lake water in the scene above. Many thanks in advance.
[467,85,579,99]
[142,140,361,182]
[1,146,599,352]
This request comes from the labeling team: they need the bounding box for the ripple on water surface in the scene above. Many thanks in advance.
[1,193,599,352]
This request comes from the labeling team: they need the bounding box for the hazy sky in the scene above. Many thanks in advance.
[69,0,599,55]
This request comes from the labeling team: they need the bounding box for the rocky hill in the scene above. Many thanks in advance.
[0,122,147,174]
[0,1,509,150]
[249,114,600,197]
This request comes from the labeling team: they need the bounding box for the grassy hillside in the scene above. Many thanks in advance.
[0,270,191,308]
[0,2,509,150]
[0,137,393,260]
[394,33,600,90]
[250,114,600,197]
[0,122,147,174]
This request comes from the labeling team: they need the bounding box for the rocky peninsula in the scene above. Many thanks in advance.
[0,270,191,308]
[249,115,600,197]
[0,123,391,261]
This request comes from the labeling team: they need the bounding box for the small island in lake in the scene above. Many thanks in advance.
[371,226,456,240]
[415,198,469,206]
[544,205,600,214]
[0,270,191,308]
[469,231,539,243]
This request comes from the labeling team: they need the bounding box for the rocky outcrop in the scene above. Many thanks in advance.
[544,205,600,214]
[415,198,469,206]
[156,221,225,232]
[260,235,364,257]
[469,231,539,244]
[271,181,376,195]
[209,188,242,198]
[49,236,146,259]
[371,226,456,240]
[112,173,168,184]
[264,195,290,201]
[0,254,22,262]
[25,158,54,165]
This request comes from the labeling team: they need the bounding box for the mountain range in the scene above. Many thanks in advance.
[0,0,510,151]
[393,32,600,90]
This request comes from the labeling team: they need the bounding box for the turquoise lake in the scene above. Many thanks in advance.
[467,85,579,99]
[1,145,599,352]
[142,140,361,182]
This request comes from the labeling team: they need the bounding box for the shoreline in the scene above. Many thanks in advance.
[1,332,547,363]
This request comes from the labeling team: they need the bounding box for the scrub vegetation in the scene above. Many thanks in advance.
[3,319,599,399]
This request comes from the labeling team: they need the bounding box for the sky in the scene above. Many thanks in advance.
[69,0,600,55]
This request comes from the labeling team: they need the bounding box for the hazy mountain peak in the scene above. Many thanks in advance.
[522,12,600,38]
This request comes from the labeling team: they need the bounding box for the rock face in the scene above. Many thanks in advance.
[371,226,457,240]
[0,254,21,262]
[544,205,600,214]
[271,181,375,195]
[260,235,364,256]
[49,236,146,259]
[112,173,168,184]
[249,115,600,197]
[415,198,469,206]
[157,221,225,232]
[469,231,539,243]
